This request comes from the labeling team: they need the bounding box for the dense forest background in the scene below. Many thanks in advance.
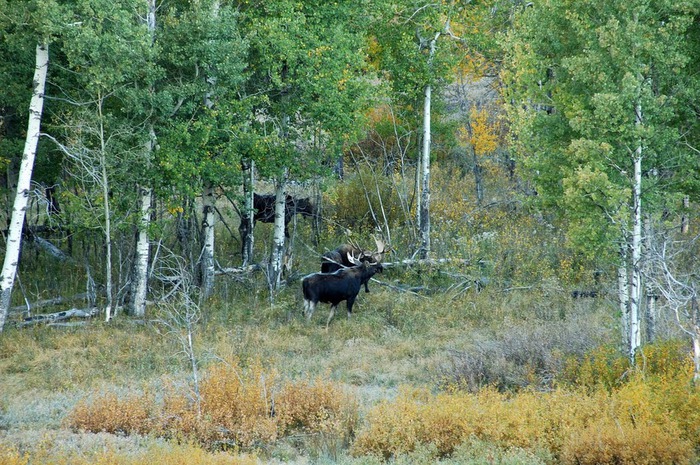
[2,0,700,463]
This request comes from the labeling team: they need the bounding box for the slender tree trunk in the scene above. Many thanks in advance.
[198,0,220,299]
[618,244,630,351]
[692,296,700,384]
[241,159,255,265]
[643,216,656,343]
[129,0,157,317]
[418,32,438,260]
[681,195,689,234]
[0,43,48,331]
[200,183,216,299]
[419,82,432,259]
[471,146,484,206]
[270,176,287,291]
[97,97,114,322]
[414,143,421,234]
[130,184,151,316]
[628,99,644,362]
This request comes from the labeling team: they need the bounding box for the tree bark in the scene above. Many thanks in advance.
[418,32,439,260]
[628,99,643,362]
[98,96,114,322]
[643,216,656,343]
[200,183,216,299]
[128,0,157,317]
[472,146,484,206]
[618,244,630,352]
[270,177,287,291]
[241,159,255,265]
[419,81,432,259]
[0,43,49,332]
[130,184,151,316]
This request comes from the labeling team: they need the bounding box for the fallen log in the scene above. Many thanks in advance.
[9,292,92,315]
[215,264,261,275]
[382,258,472,268]
[18,307,99,327]
[33,235,71,261]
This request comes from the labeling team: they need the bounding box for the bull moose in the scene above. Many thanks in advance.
[239,193,316,254]
[302,253,384,327]
[321,237,387,293]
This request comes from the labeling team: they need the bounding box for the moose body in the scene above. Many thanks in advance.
[321,239,387,293]
[239,193,315,255]
[251,193,315,230]
[302,261,383,327]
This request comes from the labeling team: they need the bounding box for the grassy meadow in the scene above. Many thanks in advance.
[1,165,699,464]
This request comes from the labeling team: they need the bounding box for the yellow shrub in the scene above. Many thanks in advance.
[562,419,693,465]
[66,390,157,436]
[352,387,429,459]
[0,446,29,465]
[276,377,358,437]
[351,380,700,463]
[197,359,279,447]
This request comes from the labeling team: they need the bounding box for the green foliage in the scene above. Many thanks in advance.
[503,0,700,258]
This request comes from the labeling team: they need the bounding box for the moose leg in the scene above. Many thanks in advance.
[305,300,316,320]
[326,304,337,329]
[364,282,370,293]
[346,297,356,318]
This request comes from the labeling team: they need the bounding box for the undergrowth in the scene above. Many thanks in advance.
[66,357,359,451]
[352,340,700,464]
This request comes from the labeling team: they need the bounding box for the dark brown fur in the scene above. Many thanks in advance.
[302,261,383,327]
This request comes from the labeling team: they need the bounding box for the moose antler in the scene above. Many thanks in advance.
[346,251,362,266]
[372,234,388,260]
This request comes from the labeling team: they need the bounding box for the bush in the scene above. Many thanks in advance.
[67,390,157,436]
[351,378,699,464]
[442,314,610,392]
[66,359,359,451]
[276,377,359,437]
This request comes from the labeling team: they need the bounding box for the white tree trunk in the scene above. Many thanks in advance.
[694,329,700,384]
[629,100,644,361]
[198,0,220,299]
[98,97,114,322]
[0,43,49,331]
[419,82,432,259]
[130,184,151,317]
[200,183,216,299]
[270,178,286,290]
[618,250,630,351]
[643,216,656,343]
[129,0,157,317]
[242,159,255,265]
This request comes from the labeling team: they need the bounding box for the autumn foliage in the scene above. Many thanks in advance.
[66,358,358,451]
[350,342,700,463]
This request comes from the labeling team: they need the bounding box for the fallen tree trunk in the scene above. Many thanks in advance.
[216,264,261,275]
[18,307,99,327]
[383,258,471,268]
[10,292,92,315]
[33,235,71,261]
